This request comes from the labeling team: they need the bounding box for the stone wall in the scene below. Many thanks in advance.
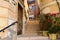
[38,0,60,14]
[0,0,18,40]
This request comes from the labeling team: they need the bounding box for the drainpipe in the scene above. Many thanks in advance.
[56,0,60,13]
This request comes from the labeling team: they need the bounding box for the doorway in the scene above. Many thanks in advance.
[17,3,23,35]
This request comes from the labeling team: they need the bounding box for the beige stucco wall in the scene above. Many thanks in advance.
[38,0,60,14]
[0,0,18,39]
[24,0,29,21]
[42,3,59,14]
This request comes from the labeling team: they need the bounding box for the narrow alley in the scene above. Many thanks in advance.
[0,0,60,40]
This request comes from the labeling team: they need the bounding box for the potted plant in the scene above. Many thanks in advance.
[39,13,60,37]
[39,14,50,36]
[48,25,60,40]
[46,13,60,40]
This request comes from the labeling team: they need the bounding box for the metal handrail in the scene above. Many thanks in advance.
[0,21,18,32]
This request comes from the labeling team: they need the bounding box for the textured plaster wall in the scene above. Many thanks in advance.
[38,0,59,14]
[0,0,18,40]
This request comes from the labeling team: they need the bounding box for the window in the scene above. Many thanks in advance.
[28,0,35,3]
[29,6,35,10]
[28,0,35,2]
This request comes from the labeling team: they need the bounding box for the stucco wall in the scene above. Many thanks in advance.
[38,0,59,14]
[0,0,18,40]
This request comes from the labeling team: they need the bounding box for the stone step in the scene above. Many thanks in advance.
[25,20,40,35]
[17,35,49,40]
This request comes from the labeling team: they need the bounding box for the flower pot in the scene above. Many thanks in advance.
[43,31,48,36]
[49,34,57,40]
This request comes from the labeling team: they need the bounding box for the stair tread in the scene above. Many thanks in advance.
[25,20,40,35]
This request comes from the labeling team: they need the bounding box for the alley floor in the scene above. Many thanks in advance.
[17,20,60,40]
[17,20,49,40]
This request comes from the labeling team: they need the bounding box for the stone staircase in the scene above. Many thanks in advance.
[25,20,40,35]
[17,35,49,40]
